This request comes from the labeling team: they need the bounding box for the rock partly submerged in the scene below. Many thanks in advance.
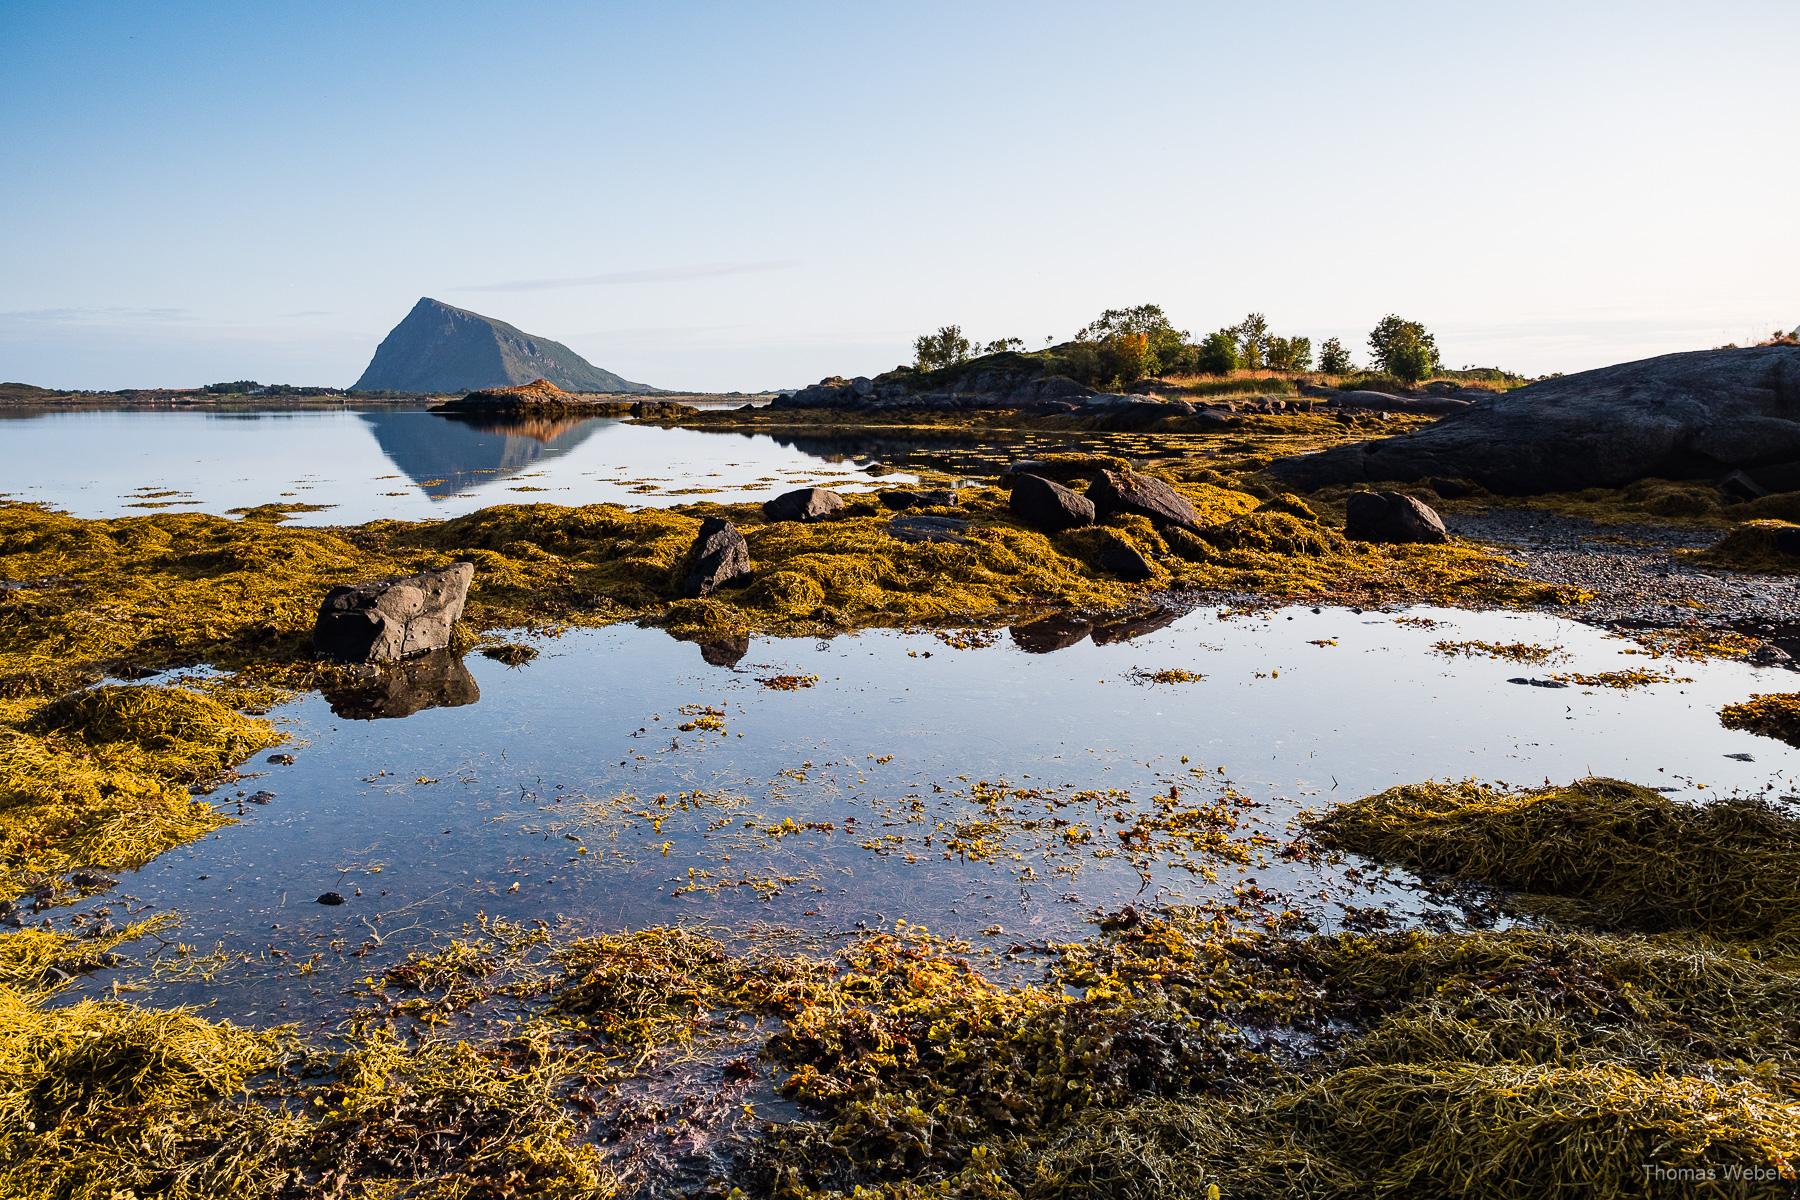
[313,563,474,664]
[1272,345,1800,494]
[434,377,694,418]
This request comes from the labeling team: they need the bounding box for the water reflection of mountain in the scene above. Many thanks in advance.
[357,410,611,498]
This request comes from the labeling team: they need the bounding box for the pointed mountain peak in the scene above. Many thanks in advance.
[353,300,655,395]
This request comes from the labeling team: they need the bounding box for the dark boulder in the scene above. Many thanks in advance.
[1095,533,1157,581]
[1719,460,1800,501]
[1085,398,1198,431]
[679,517,752,598]
[1272,345,1800,495]
[1344,491,1448,544]
[313,563,474,664]
[1087,468,1203,529]
[762,487,847,523]
[887,515,974,544]
[1008,474,1095,532]
[879,488,959,511]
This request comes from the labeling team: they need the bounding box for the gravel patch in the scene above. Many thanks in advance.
[1451,507,1800,631]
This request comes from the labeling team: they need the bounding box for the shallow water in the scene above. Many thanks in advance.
[80,604,1800,1026]
[0,406,913,521]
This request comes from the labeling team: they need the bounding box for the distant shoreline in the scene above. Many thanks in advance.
[0,385,774,410]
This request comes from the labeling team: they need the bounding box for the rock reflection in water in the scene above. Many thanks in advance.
[321,650,480,720]
[687,633,750,667]
[1009,605,1180,653]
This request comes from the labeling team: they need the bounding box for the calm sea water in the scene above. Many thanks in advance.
[78,605,1800,1025]
[0,406,913,522]
[14,406,1794,1027]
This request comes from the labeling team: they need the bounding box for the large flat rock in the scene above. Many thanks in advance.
[1271,345,1800,494]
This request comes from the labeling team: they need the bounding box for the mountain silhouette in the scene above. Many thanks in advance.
[353,297,654,394]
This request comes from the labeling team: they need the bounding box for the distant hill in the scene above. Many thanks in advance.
[352,298,656,394]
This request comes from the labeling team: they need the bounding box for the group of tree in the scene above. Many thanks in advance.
[911,307,1447,388]
[1365,315,1442,382]
[1189,313,1312,373]
[199,380,344,396]
[912,327,1025,372]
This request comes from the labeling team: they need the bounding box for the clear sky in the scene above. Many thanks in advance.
[2,0,1795,391]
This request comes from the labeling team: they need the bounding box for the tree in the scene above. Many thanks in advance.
[1318,337,1353,374]
[1386,338,1435,384]
[1075,304,1189,375]
[981,337,1026,355]
[1230,313,1270,370]
[1367,315,1441,383]
[1265,335,1313,372]
[1195,330,1239,375]
[914,325,974,372]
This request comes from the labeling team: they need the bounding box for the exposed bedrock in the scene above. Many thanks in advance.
[1271,345,1800,494]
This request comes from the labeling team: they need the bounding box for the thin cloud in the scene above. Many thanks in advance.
[0,306,193,324]
[453,260,800,293]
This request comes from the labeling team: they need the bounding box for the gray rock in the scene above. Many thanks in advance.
[1009,473,1095,532]
[313,563,474,664]
[887,514,974,544]
[1344,491,1448,544]
[1087,468,1202,529]
[879,488,959,511]
[1328,390,1473,416]
[1273,345,1800,494]
[762,487,847,523]
[679,517,752,597]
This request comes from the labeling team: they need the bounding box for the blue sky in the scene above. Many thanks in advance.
[2,0,1795,390]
